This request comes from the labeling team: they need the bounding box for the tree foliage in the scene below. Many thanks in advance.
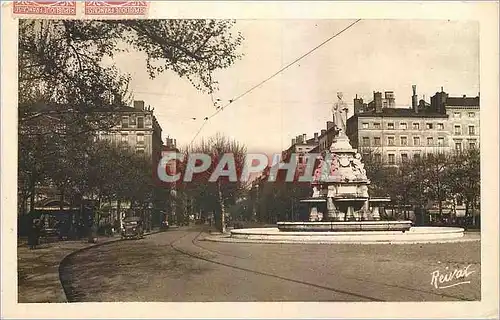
[360,149,480,219]
[18,19,244,217]
[176,133,247,231]
[19,19,243,119]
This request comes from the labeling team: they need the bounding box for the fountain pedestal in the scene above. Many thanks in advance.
[277,221,413,232]
[289,122,409,231]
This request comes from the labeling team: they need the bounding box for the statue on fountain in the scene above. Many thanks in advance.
[331,92,348,136]
[352,153,367,180]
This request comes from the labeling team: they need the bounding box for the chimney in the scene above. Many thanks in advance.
[321,129,327,136]
[291,138,296,145]
[354,96,364,114]
[327,121,334,130]
[412,85,418,113]
[173,139,177,147]
[302,133,307,142]
[134,100,145,110]
[385,91,395,108]
[314,132,319,141]
[430,90,448,114]
[296,135,302,144]
[374,92,383,113]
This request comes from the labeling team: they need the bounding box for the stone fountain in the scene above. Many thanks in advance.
[277,93,411,232]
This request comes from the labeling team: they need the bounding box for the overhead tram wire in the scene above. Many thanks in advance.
[188,19,362,146]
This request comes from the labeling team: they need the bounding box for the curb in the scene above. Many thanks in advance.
[58,229,163,302]
[201,234,481,245]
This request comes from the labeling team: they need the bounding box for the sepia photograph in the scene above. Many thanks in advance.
[1,1,499,319]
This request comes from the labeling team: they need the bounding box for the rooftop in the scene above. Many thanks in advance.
[446,96,480,107]
[352,108,449,118]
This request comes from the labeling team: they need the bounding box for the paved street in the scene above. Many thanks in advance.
[59,226,480,302]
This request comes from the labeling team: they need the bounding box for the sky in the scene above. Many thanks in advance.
[110,19,479,155]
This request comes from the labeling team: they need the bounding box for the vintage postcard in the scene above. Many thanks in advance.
[1,1,499,319]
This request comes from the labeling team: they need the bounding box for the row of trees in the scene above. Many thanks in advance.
[18,123,157,217]
[363,148,480,221]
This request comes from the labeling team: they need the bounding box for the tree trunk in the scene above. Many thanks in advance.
[29,180,36,214]
[438,200,443,220]
[117,199,122,230]
[217,181,226,233]
[60,188,65,211]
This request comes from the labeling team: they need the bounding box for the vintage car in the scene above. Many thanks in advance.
[121,216,144,240]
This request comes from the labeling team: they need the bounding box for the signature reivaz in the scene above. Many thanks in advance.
[430,264,475,289]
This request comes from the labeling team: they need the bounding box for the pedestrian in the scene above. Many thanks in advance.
[28,219,40,250]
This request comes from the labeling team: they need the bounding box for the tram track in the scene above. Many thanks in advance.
[168,230,385,302]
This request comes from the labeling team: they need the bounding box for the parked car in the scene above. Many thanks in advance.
[121,216,144,240]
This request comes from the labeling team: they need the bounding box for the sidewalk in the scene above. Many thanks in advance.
[17,229,160,303]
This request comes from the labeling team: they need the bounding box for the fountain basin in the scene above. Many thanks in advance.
[226,226,468,244]
[277,221,412,232]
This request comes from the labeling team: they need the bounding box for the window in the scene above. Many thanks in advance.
[374,122,381,129]
[387,123,395,130]
[388,136,395,146]
[426,123,433,130]
[362,123,369,129]
[454,112,461,118]
[400,122,407,130]
[121,134,128,143]
[437,137,445,146]
[137,117,144,129]
[401,153,408,162]
[136,149,145,154]
[413,136,420,146]
[374,137,381,146]
[469,142,476,149]
[121,116,129,128]
[374,154,382,162]
[412,122,420,130]
[413,153,421,160]
[400,136,408,146]
[468,112,475,118]
[427,137,433,146]
[454,125,461,135]
[136,134,145,144]
[362,137,370,146]
[468,125,475,135]
[455,142,462,152]
[437,123,444,130]
[388,154,395,165]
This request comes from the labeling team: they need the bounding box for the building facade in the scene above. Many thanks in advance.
[346,87,479,163]
[443,96,480,152]
[97,100,163,163]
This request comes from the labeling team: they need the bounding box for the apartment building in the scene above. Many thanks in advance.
[441,95,480,152]
[97,100,163,164]
[346,87,479,164]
